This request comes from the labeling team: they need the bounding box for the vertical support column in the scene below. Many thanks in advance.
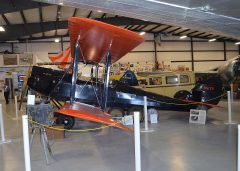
[102,44,112,110]
[134,112,141,171]
[223,41,227,61]
[190,37,194,71]
[22,115,31,171]
[60,36,64,51]
[70,37,80,104]
[153,33,158,70]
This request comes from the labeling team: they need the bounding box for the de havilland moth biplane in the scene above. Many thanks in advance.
[25,17,240,130]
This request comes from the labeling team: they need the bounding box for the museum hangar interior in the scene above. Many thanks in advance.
[0,0,240,171]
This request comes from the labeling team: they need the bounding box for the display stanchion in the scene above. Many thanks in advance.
[0,104,11,144]
[22,115,31,171]
[224,91,236,124]
[238,125,240,171]
[134,112,141,171]
[141,96,154,133]
[12,96,19,120]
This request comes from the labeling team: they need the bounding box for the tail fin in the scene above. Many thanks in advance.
[119,70,139,86]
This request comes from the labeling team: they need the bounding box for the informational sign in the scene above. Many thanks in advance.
[17,75,26,95]
[189,109,206,125]
[147,108,158,123]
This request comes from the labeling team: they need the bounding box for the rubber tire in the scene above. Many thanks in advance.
[57,115,75,130]
[127,106,144,122]
[174,90,191,100]
[108,107,125,117]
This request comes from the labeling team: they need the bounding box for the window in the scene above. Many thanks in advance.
[149,77,162,85]
[166,76,178,84]
[180,75,189,83]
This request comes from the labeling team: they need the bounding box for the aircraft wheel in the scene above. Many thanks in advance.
[108,107,125,117]
[56,115,75,130]
[127,106,144,122]
[174,90,191,100]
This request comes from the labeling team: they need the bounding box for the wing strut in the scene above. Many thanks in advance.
[70,35,80,104]
[102,42,112,110]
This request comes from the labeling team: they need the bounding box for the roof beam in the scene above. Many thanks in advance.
[148,24,162,32]
[1,14,10,25]
[167,27,182,34]
[175,29,190,35]
[55,5,61,36]
[72,8,77,17]
[187,31,198,36]
[38,3,45,37]
[20,10,31,38]
[87,11,92,18]
[101,13,106,19]
[157,25,172,33]
[0,0,50,15]
[0,17,156,41]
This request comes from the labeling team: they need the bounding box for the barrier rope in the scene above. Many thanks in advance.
[28,118,127,133]
[147,93,227,106]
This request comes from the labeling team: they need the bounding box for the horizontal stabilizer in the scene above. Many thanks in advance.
[57,101,132,133]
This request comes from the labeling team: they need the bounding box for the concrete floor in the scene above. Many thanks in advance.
[0,99,239,171]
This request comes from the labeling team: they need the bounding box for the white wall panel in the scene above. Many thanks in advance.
[193,42,223,50]
[0,44,11,52]
[226,52,239,60]
[132,42,154,51]
[157,52,191,61]
[194,52,224,60]
[194,61,225,71]
[226,42,238,50]
[142,33,154,41]
[117,52,155,63]
[157,42,191,51]
[171,62,192,70]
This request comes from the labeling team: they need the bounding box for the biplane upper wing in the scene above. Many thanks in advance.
[68,17,144,63]
[58,101,132,132]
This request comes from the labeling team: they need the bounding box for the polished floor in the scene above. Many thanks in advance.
[0,99,239,171]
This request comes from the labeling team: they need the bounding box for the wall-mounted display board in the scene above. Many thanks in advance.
[19,53,33,65]
[3,54,18,65]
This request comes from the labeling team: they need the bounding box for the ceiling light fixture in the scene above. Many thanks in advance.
[139,32,146,35]
[146,0,191,10]
[235,42,240,45]
[208,38,216,42]
[0,26,5,32]
[97,10,102,13]
[54,38,60,43]
[179,35,187,39]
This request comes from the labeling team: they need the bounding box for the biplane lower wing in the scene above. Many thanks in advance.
[57,101,132,133]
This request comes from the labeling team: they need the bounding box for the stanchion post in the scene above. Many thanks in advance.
[15,95,19,119]
[134,111,141,171]
[238,125,240,171]
[143,96,148,131]
[227,91,232,123]
[0,104,6,142]
[22,115,31,171]
[141,97,154,133]
[225,91,236,125]
[0,104,11,144]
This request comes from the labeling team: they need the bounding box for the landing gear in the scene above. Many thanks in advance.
[127,106,144,122]
[56,114,75,129]
[174,90,191,100]
[108,107,125,117]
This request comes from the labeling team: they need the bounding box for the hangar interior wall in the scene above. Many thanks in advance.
[0,33,239,71]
